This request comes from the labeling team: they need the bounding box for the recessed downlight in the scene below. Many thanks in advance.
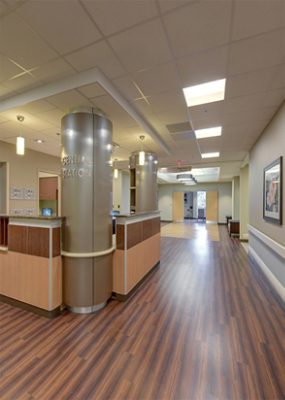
[195,126,222,139]
[35,139,44,144]
[201,152,220,159]
[183,78,226,107]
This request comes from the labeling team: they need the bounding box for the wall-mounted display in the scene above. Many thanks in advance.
[263,156,282,225]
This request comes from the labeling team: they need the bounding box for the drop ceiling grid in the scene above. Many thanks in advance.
[0,0,283,172]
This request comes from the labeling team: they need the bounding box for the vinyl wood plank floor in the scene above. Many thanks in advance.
[0,226,285,400]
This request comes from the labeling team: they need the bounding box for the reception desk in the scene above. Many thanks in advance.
[113,211,160,300]
[0,216,62,317]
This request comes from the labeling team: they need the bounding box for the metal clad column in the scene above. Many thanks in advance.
[61,111,113,313]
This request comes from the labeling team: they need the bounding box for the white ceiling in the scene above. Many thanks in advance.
[0,0,284,182]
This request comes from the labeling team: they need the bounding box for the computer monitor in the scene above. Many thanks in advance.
[42,208,53,217]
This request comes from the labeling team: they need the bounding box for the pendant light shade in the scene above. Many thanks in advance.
[139,150,145,166]
[139,135,145,166]
[16,115,25,156]
[16,136,25,155]
[113,158,118,179]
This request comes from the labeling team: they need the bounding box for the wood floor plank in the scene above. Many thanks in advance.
[0,224,284,400]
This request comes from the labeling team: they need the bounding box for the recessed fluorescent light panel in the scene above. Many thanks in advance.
[183,79,226,107]
[195,126,222,139]
[201,152,220,159]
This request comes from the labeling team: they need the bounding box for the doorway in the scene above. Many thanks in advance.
[38,171,61,216]
[184,191,206,221]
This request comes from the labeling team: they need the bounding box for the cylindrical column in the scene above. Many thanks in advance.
[61,110,113,313]
[130,152,158,212]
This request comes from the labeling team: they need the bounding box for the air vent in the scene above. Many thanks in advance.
[166,121,195,141]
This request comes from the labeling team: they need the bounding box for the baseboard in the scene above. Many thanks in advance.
[113,261,160,301]
[0,294,62,318]
[249,246,285,304]
[240,233,249,241]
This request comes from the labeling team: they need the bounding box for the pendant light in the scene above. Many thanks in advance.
[139,135,145,166]
[16,115,25,155]
[114,158,118,179]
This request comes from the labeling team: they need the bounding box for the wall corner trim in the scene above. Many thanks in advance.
[248,224,285,259]
[248,246,285,303]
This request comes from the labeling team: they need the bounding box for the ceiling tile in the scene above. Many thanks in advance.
[223,110,263,127]
[65,40,125,79]
[271,64,285,90]
[108,19,172,72]
[21,100,56,115]
[134,63,181,96]
[163,1,231,58]
[45,90,92,112]
[112,76,142,100]
[37,109,67,127]
[0,0,9,17]
[31,59,76,84]
[82,0,158,36]
[232,0,285,41]
[228,29,285,76]
[148,90,186,113]
[0,13,57,69]
[17,0,101,54]
[91,95,136,127]
[0,84,16,98]
[224,93,264,115]
[156,108,190,125]
[0,55,23,81]
[176,45,228,87]
[78,83,108,99]
[1,73,39,94]
[189,101,224,124]
[198,136,222,152]
[260,88,285,109]
[158,0,194,14]
[226,66,279,99]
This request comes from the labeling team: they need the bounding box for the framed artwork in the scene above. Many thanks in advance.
[263,156,283,225]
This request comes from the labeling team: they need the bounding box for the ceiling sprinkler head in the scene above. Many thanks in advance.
[17,115,24,122]
[139,135,145,141]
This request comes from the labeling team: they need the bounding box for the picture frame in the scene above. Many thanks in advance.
[263,156,283,225]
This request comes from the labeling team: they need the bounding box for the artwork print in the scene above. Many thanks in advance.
[263,157,282,225]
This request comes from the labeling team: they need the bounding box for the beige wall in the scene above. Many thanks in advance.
[249,101,285,245]
[0,141,61,215]
[232,176,240,220]
[240,164,249,240]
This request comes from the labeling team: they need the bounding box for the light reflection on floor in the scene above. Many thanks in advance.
[161,220,220,242]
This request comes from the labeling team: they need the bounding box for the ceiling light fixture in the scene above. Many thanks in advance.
[16,115,25,155]
[35,139,44,144]
[195,126,222,139]
[183,78,226,107]
[139,135,145,166]
[201,152,220,159]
